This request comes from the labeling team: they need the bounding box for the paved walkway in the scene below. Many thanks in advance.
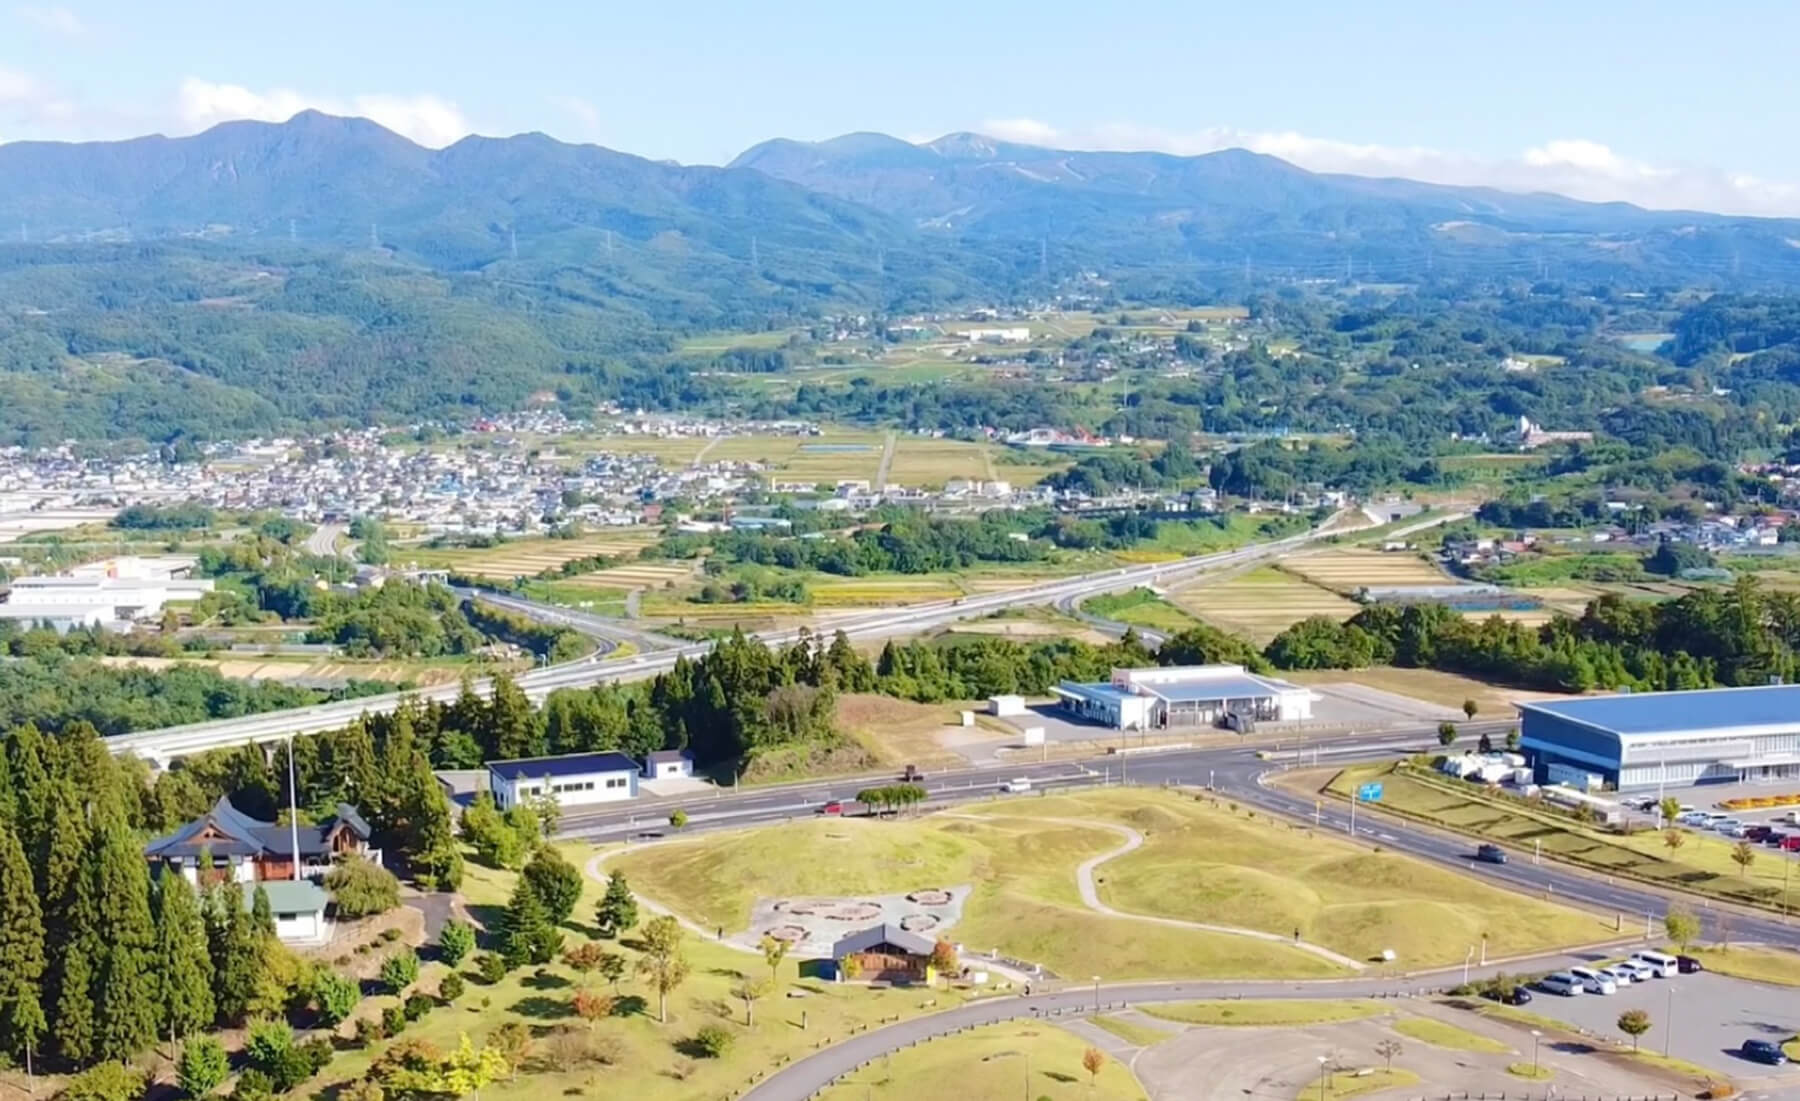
[873,431,896,491]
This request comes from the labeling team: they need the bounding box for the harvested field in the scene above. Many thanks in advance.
[810,575,962,607]
[1284,549,1448,591]
[1171,566,1358,643]
[97,655,482,686]
[405,530,656,578]
[550,562,694,589]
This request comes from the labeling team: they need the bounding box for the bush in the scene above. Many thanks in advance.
[381,928,404,943]
[381,1006,407,1036]
[691,1025,733,1058]
[438,920,475,966]
[313,970,361,1026]
[326,858,402,919]
[244,1019,294,1072]
[476,951,509,984]
[438,971,465,1002]
[178,1036,231,1099]
[62,1062,149,1101]
[403,993,434,1022]
[355,1017,386,1046]
[230,1070,274,1101]
[380,950,421,994]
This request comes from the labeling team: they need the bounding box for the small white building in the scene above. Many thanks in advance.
[489,751,640,810]
[242,880,329,944]
[643,750,694,781]
[0,603,109,633]
[988,695,1028,717]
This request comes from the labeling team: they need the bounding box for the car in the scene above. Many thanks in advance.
[1000,777,1032,793]
[1677,954,1706,974]
[1763,831,1789,847]
[1746,824,1775,841]
[1476,843,1508,864]
[1616,960,1654,983]
[1480,985,1532,1005]
[1741,1039,1789,1066]
[1783,835,1800,852]
[1600,964,1637,987]
[1631,950,1680,977]
[1721,823,1751,839]
[1679,811,1712,827]
[1569,966,1617,995]
[1538,972,1584,996]
[1714,818,1745,834]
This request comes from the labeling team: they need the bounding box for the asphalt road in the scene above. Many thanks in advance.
[302,522,344,558]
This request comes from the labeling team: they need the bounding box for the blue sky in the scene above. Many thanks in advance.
[4,0,1798,214]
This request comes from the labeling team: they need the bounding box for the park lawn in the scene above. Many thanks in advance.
[1139,1000,1383,1027]
[1086,1015,1173,1047]
[1326,763,1798,912]
[305,840,989,1101]
[607,809,1345,981]
[988,789,1613,968]
[1392,1016,1512,1053]
[1318,1068,1420,1100]
[816,1019,1147,1101]
[1676,945,1800,986]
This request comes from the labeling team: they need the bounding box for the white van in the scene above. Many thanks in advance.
[1630,950,1679,978]
[1001,777,1032,793]
[1569,966,1616,995]
[1539,971,1584,996]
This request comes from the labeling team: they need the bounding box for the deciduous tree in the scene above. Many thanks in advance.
[636,916,689,1024]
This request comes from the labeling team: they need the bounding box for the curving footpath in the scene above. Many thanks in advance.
[736,952,1614,1101]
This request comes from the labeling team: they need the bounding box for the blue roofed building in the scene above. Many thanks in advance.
[1053,664,1315,732]
[488,751,641,810]
[1517,685,1800,791]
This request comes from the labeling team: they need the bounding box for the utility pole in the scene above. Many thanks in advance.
[289,218,297,242]
[369,223,379,250]
[510,226,518,259]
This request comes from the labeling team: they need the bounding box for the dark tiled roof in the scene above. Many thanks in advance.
[831,922,936,958]
[144,795,370,861]
[646,750,690,764]
[487,752,639,781]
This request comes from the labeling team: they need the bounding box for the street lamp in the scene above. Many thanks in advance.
[1092,975,1101,1011]
[1463,945,1474,986]
[1663,982,1674,1057]
[1530,1029,1542,1077]
[1316,1054,1329,1101]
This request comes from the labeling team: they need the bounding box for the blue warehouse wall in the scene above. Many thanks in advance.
[1519,711,1623,786]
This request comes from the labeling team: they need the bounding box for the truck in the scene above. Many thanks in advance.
[817,800,872,818]
[901,764,923,782]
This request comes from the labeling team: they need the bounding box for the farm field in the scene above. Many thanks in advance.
[816,1020,1147,1101]
[1323,763,1800,912]
[809,574,964,607]
[612,788,1611,978]
[1284,549,1449,592]
[1170,565,1359,643]
[675,327,802,353]
[1081,588,1201,634]
[550,562,694,590]
[96,653,504,686]
[403,530,657,578]
[979,790,1613,966]
[835,693,984,770]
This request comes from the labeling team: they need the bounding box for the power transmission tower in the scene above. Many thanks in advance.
[1243,252,1251,283]
[1039,237,1048,282]
[605,229,614,257]
[750,235,760,269]
[510,226,518,259]
[369,223,379,250]
[289,219,297,242]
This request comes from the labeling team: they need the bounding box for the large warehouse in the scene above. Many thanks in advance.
[1518,685,1800,791]
[1054,664,1314,731]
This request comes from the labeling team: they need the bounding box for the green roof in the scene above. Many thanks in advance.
[241,880,328,914]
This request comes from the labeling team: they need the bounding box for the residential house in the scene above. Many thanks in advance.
[145,796,378,884]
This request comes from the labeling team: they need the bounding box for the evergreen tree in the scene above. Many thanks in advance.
[0,823,46,1063]
[7,725,51,883]
[51,811,101,1065]
[520,846,582,926]
[488,673,545,761]
[499,880,561,967]
[151,873,215,1044]
[204,884,259,1027]
[595,871,638,939]
[250,885,276,942]
[88,821,159,1061]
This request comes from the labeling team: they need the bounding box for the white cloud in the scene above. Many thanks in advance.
[974,117,1800,217]
[14,4,83,35]
[176,78,472,147]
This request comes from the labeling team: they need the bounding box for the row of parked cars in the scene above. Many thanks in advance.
[1664,806,1800,847]
[1537,950,1701,997]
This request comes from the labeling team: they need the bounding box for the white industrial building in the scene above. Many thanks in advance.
[1520,685,1800,790]
[1053,664,1315,732]
[488,751,640,810]
[643,750,694,780]
[1,555,213,630]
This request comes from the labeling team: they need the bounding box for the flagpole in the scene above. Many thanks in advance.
[288,735,301,882]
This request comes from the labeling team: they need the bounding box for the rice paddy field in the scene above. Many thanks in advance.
[1170,566,1360,643]
[1283,549,1449,592]
[808,574,965,607]
[546,561,695,590]
[403,529,659,578]
[97,654,503,686]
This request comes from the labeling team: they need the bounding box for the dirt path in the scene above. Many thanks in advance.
[952,812,1366,971]
[873,430,897,490]
[692,434,726,466]
[585,848,762,956]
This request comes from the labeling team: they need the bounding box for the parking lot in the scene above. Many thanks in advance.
[1521,968,1800,1076]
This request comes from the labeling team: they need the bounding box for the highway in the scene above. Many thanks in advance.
[104,526,1328,761]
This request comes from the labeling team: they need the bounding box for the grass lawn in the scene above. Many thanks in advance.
[1392,1016,1512,1053]
[1283,665,1569,715]
[1086,1015,1173,1047]
[1316,1068,1420,1099]
[1507,1062,1554,1080]
[1139,1000,1383,1027]
[607,806,1344,981]
[1677,945,1800,986]
[1081,588,1201,633]
[1000,790,1613,968]
[1326,763,1798,912]
[816,1019,1146,1100]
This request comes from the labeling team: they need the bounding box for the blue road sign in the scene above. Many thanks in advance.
[1356,782,1384,803]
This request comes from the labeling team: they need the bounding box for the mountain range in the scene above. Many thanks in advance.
[1,112,1798,288]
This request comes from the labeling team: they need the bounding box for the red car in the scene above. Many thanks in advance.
[1782,835,1800,852]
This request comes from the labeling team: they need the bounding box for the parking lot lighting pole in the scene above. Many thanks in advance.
[1092,976,1100,1011]
[1530,1029,1542,1076]
[1664,982,1673,1057]
[1316,1055,1328,1101]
